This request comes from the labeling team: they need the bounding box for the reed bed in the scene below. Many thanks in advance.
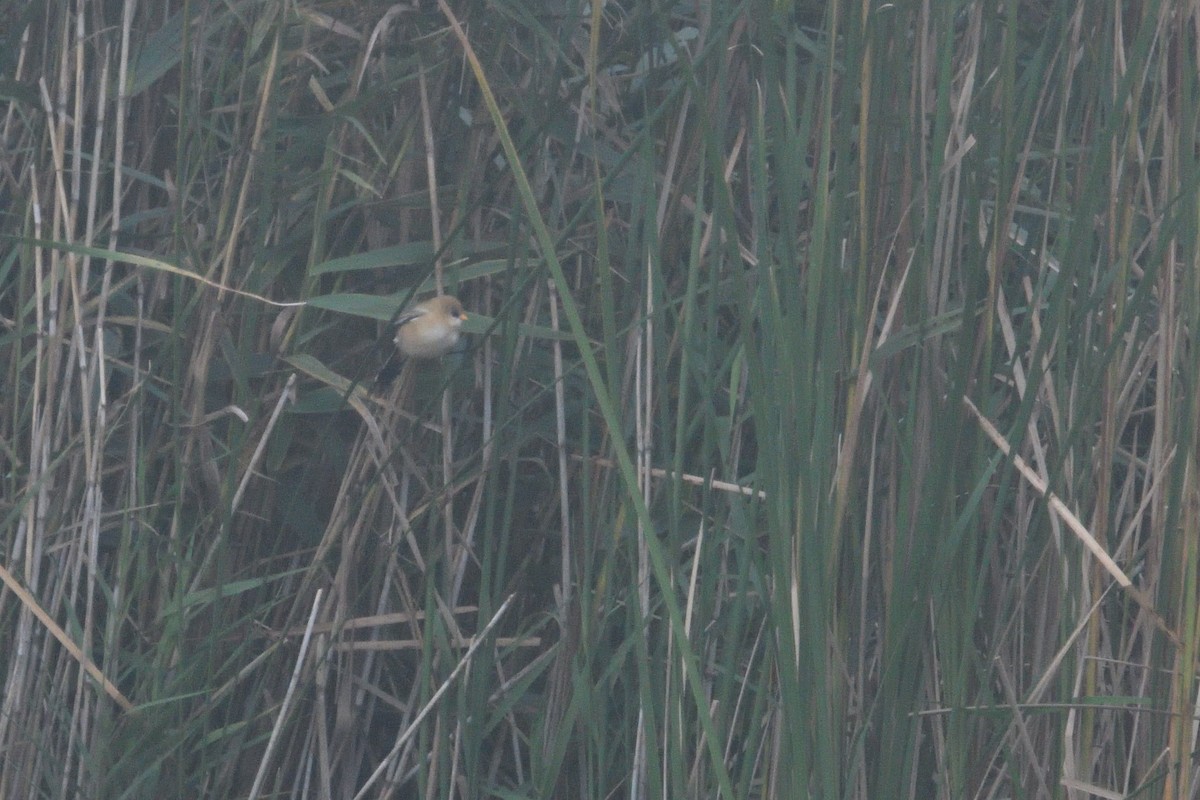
[1,1,1198,798]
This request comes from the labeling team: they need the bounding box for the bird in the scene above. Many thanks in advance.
[376,294,468,385]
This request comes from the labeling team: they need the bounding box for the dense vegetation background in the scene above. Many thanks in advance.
[2,1,1199,798]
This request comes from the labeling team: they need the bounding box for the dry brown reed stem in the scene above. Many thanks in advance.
[549,281,572,604]
[350,593,516,800]
[0,561,133,711]
[963,395,1180,647]
[576,455,767,500]
[247,588,323,800]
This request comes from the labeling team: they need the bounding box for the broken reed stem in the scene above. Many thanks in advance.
[576,455,767,500]
[963,395,1180,646]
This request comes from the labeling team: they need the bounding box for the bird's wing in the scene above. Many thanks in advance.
[393,307,428,328]
[378,306,426,385]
